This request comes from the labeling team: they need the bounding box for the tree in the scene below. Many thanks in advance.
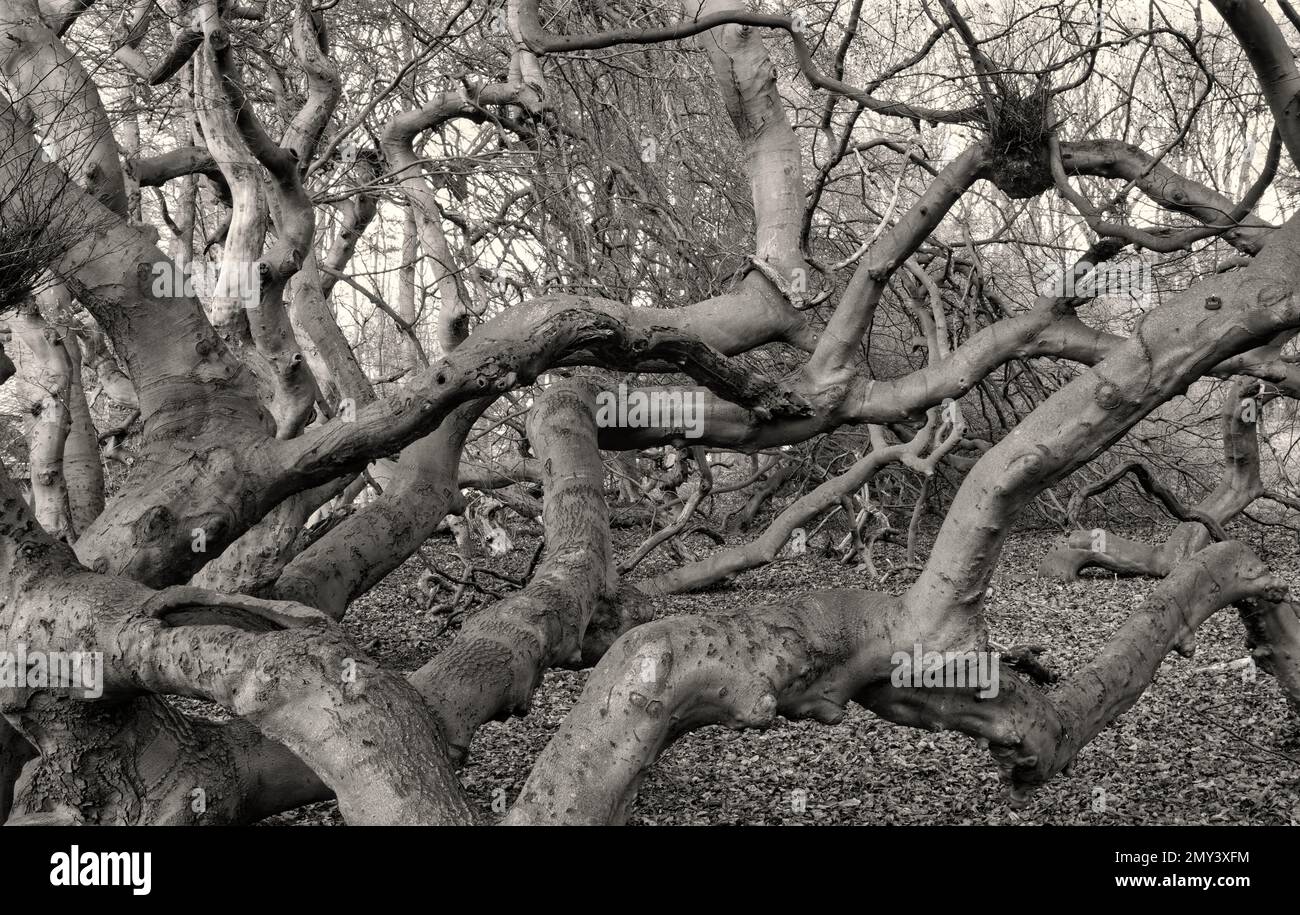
[1,0,1299,825]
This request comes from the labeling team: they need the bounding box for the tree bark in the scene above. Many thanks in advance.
[409,381,627,760]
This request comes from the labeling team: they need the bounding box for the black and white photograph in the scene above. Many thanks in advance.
[0,0,1296,890]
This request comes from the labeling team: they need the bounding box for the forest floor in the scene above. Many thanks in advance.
[263,520,1300,825]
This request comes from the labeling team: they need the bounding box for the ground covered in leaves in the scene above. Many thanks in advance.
[264,521,1300,826]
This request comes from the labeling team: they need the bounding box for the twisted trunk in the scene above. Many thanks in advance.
[410,380,626,761]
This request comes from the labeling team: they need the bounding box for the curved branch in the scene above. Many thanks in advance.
[510,0,982,123]
[1067,461,1228,540]
[408,381,623,760]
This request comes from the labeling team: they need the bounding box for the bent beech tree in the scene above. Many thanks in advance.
[2,0,1300,824]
